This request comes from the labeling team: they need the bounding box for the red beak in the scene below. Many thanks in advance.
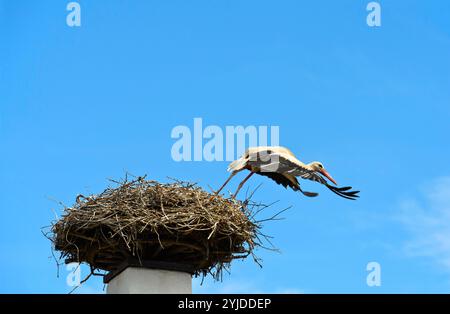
[321,169,337,185]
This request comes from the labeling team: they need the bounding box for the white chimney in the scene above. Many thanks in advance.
[106,266,192,294]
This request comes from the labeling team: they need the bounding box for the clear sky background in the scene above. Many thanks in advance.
[1,0,450,293]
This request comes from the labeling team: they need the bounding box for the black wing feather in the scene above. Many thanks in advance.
[257,172,318,197]
[325,184,360,200]
[257,172,300,191]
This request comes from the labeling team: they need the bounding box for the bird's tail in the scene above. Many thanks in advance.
[227,157,247,172]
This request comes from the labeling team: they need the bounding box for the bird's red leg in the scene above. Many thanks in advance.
[233,171,255,198]
[215,171,238,195]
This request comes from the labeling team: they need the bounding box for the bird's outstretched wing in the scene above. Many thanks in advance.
[296,170,360,200]
[257,172,318,197]
[252,150,360,200]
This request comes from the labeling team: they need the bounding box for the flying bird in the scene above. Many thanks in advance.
[215,146,359,200]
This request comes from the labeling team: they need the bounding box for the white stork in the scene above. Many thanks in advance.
[216,146,359,200]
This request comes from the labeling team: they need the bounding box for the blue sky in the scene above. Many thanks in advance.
[1,0,450,293]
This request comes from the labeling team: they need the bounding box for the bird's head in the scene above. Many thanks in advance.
[309,161,337,185]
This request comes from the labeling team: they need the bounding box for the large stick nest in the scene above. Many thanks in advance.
[48,176,276,280]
